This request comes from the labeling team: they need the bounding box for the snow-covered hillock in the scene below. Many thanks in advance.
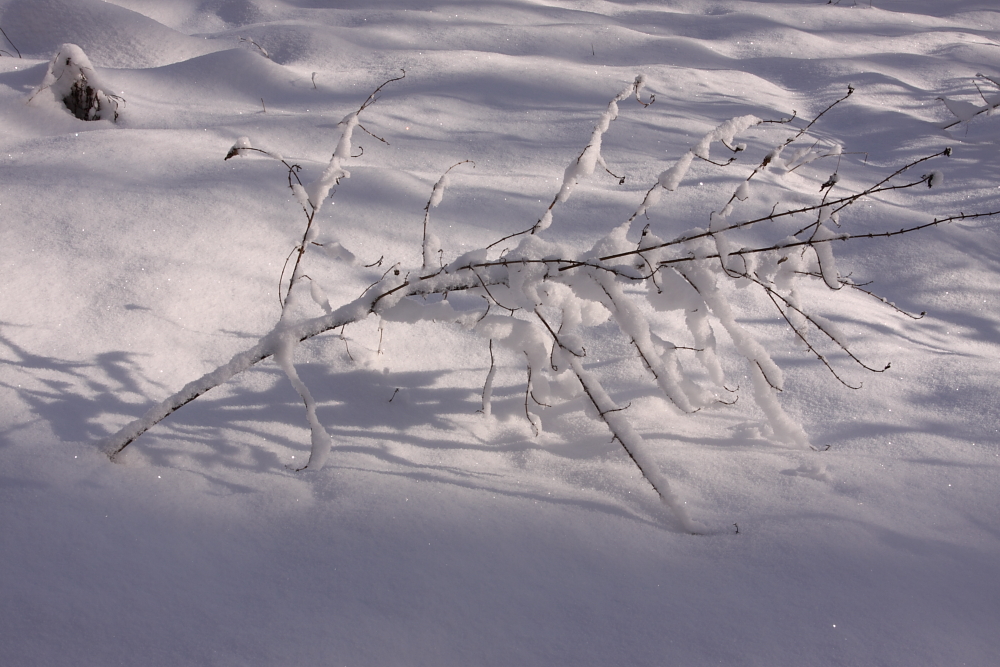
[0,0,223,67]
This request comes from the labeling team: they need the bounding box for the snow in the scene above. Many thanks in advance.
[811,222,844,290]
[2,0,1000,665]
[273,309,333,471]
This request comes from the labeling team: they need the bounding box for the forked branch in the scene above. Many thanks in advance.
[98,74,999,531]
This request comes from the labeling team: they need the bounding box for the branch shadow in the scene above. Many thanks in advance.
[7,343,669,528]
[0,328,169,448]
[132,359,679,527]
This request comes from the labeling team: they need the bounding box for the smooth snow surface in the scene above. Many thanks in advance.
[2,1,999,665]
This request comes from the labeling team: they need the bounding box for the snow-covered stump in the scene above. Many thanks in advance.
[28,44,121,121]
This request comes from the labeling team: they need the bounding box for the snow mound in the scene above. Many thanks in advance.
[0,0,223,68]
[29,43,121,121]
[112,47,308,108]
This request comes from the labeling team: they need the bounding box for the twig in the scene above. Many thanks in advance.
[748,272,888,376]
[278,246,298,307]
[480,340,496,416]
[354,69,406,116]
[761,284,861,388]
[761,111,797,125]
[940,75,1000,129]
[239,37,270,59]
[696,155,737,167]
[474,269,517,314]
[422,160,475,268]
[358,124,388,145]
[339,325,354,361]
[487,76,650,250]
[796,272,926,319]
[0,25,21,58]
[524,360,540,435]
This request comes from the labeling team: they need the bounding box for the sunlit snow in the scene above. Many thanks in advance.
[1,1,999,665]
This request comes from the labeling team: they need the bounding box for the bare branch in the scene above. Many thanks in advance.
[761,285,862,388]
[557,148,958,273]
[747,272,889,376]
[796,272,926,319]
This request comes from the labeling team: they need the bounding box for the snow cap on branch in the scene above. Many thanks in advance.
[692,115,760,161]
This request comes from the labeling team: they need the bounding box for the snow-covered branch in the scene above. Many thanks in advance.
[100,76,1000,531]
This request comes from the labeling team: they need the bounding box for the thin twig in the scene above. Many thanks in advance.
[761,285,861,388]
[748,272,889,375]
[422,160,475,268]
[0,25,22,58]
[524,360,539,435]
[479,339,496,415]
[339,325,354,361]
[796,272,926,319]
[487,77,649,250]
[239,37,270,59]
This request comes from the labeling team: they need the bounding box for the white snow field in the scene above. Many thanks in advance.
[2,0,999,664]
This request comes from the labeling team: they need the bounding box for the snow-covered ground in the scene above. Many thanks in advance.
[2,0,999,664]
